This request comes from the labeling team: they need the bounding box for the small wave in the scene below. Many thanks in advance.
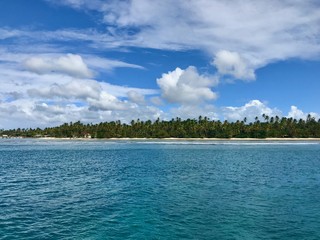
[119,140,320,146]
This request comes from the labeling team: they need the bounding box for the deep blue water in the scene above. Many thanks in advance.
[1,139,320,239]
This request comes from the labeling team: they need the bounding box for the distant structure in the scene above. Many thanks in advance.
[2,135,9,138]
[84,133,92,138]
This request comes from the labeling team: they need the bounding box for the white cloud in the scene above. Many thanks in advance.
[150,96,163,106]
[287,106,305,120]
[0,95,165,129]
[287,106,319,120]
[46,0,102,10]
[4,0,320,81]
[48,0,320,79]
[1,1,320,128]
[99,81,158,98]
[0,99,99,129]
[170,104,218,120]
[87,92,127,111]
[85,55,144,72]
[0,53,159,129]
[0,28,23,40]
[0,76,159,128]
[127,90,145,104]
[156,66,218,104]
[109,105,164,123]
[0,54,156,99]
[212,50,255,80]
[0,70,156,104]
[27,79,101,100]
[222,100,282,122]
[24,54,93,78]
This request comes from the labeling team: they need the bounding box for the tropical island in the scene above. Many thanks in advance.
[1,114,320,139]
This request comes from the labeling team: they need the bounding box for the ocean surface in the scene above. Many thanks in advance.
[1,139,320,240]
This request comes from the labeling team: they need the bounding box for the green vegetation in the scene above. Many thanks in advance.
[1,114,320,138]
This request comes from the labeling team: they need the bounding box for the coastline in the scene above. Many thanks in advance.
[33,137,320,141]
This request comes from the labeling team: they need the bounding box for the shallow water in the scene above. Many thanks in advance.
[1,139,320,239]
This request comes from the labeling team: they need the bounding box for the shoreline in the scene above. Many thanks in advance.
[31,137,320,141]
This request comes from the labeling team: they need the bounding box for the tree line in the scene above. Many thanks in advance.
[1,114,320,138]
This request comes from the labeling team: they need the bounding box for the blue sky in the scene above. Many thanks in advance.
[0,0,320,129]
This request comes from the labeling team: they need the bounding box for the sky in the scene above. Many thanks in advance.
[0,0,320,129]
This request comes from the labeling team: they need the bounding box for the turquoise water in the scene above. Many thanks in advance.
[1,139,320,239]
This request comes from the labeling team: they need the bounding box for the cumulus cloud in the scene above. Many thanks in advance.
[0,95,164,129]
[287,106,319,120]
[212,50,255,80]
[0,58,158,128]
[287,106,305,120]
[0,99,98,129]
[222,100,282,122]
[88,92,127,111]
[24,54,93,78]
[156,66,218,104]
